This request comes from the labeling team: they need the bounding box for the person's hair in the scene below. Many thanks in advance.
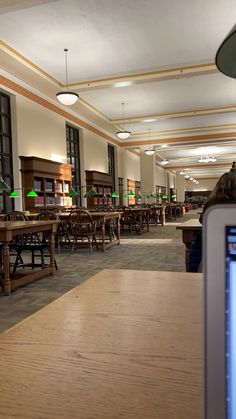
[210,172,236,200]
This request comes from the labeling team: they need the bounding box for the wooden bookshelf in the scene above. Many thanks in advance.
[20,156,73,211]
[85,170,112,208]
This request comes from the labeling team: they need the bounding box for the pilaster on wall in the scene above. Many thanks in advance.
[176,174,186,202]
[140,150,155,194]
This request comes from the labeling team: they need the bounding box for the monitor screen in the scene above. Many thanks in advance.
[226,227,236,419]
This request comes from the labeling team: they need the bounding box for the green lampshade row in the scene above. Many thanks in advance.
[128,190,135,196]
[69,188,78,197]
[9,190,20,198]
[111,192,119,198]
[87,188,98,196]
[162,193,168,199]
[26,189,38,197]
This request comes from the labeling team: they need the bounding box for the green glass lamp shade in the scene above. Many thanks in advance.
[26,189,38,197]
[0,177,10,191]
[150,193,155,198]
[171,194,177,198]
[9,190,20,198]
[87,188,98,196]
[138,193,143,199]
[162,193,168,199]
[111,192,119,198]
[146,194,150,198]
[123,194,129,199]
[230,161,236,175]
[128,190,135,196]
[69,188,78,197]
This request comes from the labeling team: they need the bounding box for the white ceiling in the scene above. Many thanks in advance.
[1,0,236,181]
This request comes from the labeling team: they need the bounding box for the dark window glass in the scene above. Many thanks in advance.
[0,92,13,212]
[2,116,10,135]
[108,144,116,203]
[66,124,81,206]
[1,96,9,115]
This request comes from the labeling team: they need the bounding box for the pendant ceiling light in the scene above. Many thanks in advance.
[57,48,79,106]
[116,102,131,139]
[216,24,236,78]
[160,158,169,165]
[144,128,155,156]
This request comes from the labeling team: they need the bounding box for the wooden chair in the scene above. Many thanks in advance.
[12,210,58,273]
[68,209,97,253]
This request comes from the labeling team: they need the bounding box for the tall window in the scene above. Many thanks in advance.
[108,144,115,192]
[66,124,81,205]
[0,92,13,212]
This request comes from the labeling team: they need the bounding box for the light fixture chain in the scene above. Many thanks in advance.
[122,102,125,130]
[64,48,68,87]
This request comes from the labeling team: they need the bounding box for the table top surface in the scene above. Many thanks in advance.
[176,218,202,230]
[0,219,59,230]
[0,269,203,419]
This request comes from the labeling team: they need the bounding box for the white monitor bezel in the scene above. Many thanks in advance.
[203,204,236,419]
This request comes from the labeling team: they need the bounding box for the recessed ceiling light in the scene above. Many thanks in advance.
[113,81,132,88]
[143,118,157,123]
[189,177,193,180]
[179,170,185,175]
[161,144,167,148]
[185,175,190,179]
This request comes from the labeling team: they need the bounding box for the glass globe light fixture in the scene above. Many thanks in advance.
[56,49,79,106]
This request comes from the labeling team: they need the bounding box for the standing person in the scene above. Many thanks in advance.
[189,166,236,272]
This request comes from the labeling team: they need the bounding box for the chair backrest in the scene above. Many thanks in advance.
[35,210,60,221]
[3,211,28,221]
[69,210,95,235]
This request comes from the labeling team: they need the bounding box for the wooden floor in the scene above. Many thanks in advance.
[0,269,203,419]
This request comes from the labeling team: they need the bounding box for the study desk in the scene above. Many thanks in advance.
[176,219,202,271]
[0,220,59,295]
[0,269,203,419]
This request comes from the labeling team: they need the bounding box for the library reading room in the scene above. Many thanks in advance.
[0,1,236,418]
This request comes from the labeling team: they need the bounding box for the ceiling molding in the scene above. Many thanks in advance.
[112,105,236,124]
[68,63,217,91]
[121,132,236,147]
[0,40,62,86]
[131,123,236,138]
[0,74,120,147]
[0,41,217,92]
[168,161,232,169]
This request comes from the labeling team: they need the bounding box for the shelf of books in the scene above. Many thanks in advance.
[20,156,73,211]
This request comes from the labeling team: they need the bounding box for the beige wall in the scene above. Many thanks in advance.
[176,174,186,201]
[155,165,167,187]
[186,178,218,191]
[118,149,140,183]
[16,95,66,159]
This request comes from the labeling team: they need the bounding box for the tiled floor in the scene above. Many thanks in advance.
[0,210,199,333]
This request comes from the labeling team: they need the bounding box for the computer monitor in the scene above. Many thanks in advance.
[204,204,236,419]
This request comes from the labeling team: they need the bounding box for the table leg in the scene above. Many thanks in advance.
[146,211,150,232]
[161,208,165,226]
[49,232,56,273]
[3,241,11,295]
[117,217,120,245]
[101,221,105,252]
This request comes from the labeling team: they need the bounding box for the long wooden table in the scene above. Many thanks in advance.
[176,219,202,271]
[0,220,59,295]
[27,211,121,252]
[0,269,202,419]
